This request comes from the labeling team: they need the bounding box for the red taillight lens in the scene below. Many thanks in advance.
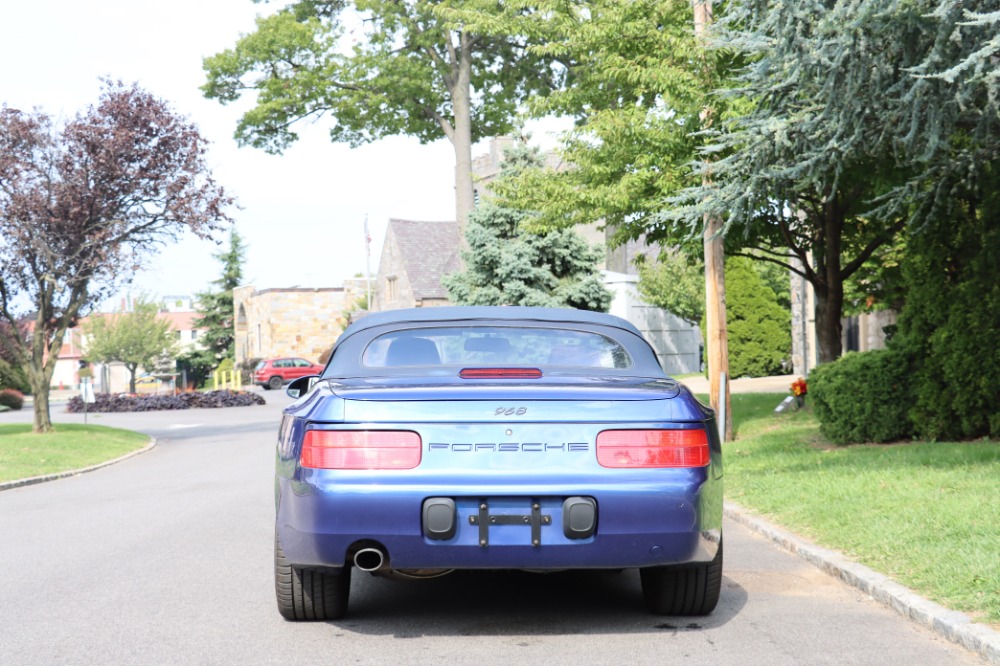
[301,430,421,469]
[596,429,710,468]
[459,368,543,379]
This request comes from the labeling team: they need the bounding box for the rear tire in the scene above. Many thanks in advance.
[640,540,723,615]
[268,376,283,390]
[275,533,351,621]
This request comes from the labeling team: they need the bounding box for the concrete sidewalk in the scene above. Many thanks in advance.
[677,373,798,394]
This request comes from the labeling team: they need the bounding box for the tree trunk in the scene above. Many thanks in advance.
[28,319,57,433]
[813,281,844,364]
[452,33,475,235]
[30,373,53,433]
[812,198,846,365]
[127,364,138,394]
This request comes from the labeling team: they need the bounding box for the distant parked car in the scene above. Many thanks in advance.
[254,358,325,390]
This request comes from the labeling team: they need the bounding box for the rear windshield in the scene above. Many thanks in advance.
[362,326,632,369]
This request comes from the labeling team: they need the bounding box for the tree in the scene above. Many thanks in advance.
[84,297,180,394]
[667,0,1000,364]
[443,144,611,311]
[723,257,790,378]
[195,230,246,364]
[636,250,705,326]
[481,0,722,238]
[0,83,233,432]
[458,0,736,437]
[638,254,791,377]
[202,0,559,226]
[177,230,246,389]
[0,320,30,393]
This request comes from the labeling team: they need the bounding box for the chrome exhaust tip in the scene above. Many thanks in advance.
[353,547,387,572]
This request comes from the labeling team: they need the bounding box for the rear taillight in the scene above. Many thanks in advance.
[596,429,710,468]
[300,430,421,469]
[459,368,543,379]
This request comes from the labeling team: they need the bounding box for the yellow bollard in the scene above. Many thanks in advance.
[213,370,219,391]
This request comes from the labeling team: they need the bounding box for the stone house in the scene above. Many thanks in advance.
[233,280,367,367]
[370,219,461,312]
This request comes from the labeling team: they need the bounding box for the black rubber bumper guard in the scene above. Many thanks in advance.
[423,497,597,546]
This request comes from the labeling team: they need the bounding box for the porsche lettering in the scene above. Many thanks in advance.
[428,442,589,453]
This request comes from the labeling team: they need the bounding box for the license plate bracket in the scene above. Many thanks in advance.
[468,500,552,547]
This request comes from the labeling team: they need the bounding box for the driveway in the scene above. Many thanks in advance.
[0,392,982,665]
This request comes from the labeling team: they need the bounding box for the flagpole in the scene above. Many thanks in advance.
[364,214,372,311]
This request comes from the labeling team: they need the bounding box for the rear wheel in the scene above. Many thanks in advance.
[268,376,283,390]
[274,534,351,621]
[640,540,723,615]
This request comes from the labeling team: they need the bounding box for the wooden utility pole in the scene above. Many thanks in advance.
[693,0,733,441]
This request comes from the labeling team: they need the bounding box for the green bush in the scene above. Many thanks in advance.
[723,257,791,378]
[0,388,25,411]
[176,349,214,390]
[216,357,234,375]
[809,350,913,445]
[891,203,1000,441]
[0,361,30,394]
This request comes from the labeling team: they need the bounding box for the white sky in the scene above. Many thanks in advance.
[0,0,567,308]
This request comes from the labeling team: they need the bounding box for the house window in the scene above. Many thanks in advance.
[387,276,398,301]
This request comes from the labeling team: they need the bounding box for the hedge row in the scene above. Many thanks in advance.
[810,192,1000,444]
[66,390,265,413]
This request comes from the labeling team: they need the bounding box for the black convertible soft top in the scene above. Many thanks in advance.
[322,306,664,378]
[340,306,645,340]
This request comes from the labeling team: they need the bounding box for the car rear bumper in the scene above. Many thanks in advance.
[275,472,722,571]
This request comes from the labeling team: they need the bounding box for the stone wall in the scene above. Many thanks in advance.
[234,284,365,365]
[604,272,701,375]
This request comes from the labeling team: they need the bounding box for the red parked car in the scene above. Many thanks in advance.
[254,358,324,390]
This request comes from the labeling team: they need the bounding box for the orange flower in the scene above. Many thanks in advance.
[791,378,808,397]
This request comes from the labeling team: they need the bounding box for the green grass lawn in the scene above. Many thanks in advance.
[718,394,1000,627]
[0,424,150,483]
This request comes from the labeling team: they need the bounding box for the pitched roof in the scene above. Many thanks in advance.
[388,219,461,301]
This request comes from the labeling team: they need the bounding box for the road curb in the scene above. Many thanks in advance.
[0,437,157,492]
[725,502,1000,665]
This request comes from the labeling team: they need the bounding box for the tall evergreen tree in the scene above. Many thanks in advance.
[443,144,611,312]
[195,230,246,364]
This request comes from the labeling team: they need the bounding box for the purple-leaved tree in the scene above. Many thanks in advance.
[0,82,234,432]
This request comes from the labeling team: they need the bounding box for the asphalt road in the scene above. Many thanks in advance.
[0,392,982,665]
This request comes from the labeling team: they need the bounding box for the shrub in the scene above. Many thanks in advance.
[719,257,791,378]
[216,357,234,375]
[0,361,31,394]
[890,203,1000,441]
[176,349,214,390]
[0,388,25,411]
[809,349,913,445]
[66,389,265,413]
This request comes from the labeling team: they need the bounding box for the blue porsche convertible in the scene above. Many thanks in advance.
[275,306,723,620]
